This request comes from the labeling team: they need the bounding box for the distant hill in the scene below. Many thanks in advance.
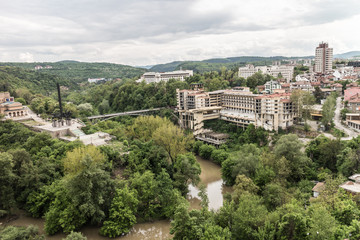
[150,61,184,72]
[0,61,146,82]
[334,51,360,59]
[0,66,77,94]
[150,56,313,73]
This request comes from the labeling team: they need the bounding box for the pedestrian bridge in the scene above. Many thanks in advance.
[87,107,165,120]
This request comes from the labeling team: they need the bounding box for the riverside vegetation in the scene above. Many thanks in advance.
[2,65,360,239]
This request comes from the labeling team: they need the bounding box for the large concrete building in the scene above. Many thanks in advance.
[238,64,294,82]
[315,42,333,74]
[177,87,296,133]
[0,92,28,118]
[137,70,193,84]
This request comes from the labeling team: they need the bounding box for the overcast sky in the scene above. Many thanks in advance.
[0,0,359,66]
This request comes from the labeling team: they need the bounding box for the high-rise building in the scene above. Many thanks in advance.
[315,42,333,73]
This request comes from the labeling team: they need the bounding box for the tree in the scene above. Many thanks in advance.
[274,134,310,182]
[263,183,288,211]
[100,186,139,237]
[232,193,268,239]
[130,171,159,220]
[63,145,105,175]
[98,99,110,115]
[291,90,315,123]
[313,86,324,104]
[222,144,261,185]
[66,154,113,225]
[153,122,194,164]
[307,205,337,240]
[173,153,201,195]
[211,149,229,165]
[232,174,259,202]
[77,103,93,116]
[340,108,350,121]
[302,91,316,124]
[0,152,16,212]
[199,144,215,160]
[321,93,337,130]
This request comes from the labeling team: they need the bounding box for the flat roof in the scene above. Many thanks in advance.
[340,181,360,193]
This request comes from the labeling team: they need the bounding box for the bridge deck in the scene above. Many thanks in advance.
[87,108,164,120]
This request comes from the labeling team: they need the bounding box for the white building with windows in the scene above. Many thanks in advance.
[137,70,193,84]
[264,80,282,94]
[238,64,294,82]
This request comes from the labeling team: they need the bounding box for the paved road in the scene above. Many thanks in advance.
[333,97,358,140]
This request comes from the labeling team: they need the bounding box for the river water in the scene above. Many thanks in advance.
[3,156,230,240]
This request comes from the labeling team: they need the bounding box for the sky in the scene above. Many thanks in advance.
[0,0,359,66]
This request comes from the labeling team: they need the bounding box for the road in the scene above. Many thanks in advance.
[333,97,358,140]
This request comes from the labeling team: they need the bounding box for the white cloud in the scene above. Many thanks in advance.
[0,0,359,65]
[19,52,34,62]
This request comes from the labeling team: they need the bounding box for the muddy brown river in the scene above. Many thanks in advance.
[3,157,230,240]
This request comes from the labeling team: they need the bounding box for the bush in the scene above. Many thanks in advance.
[0,225,44,240]
[199,144,215,160]
[63,231,87,240]
[211,149,229,164]
[192,141,204,155]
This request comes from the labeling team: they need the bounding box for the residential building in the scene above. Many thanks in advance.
[0,92,28,118]
[345,113,360,130]
[331,83,343,94]
[348,61,360,68]
[238,64,294,82]
[137,70,193,84]
[347,93,360,112]
[290,81,314,92]
[340,174,360,195]
[312,182,325,198]
[177,87,296,133]
[88,78,109,83]
[264,80,281,94]
[315,42,333,74]
[344,87,360,101]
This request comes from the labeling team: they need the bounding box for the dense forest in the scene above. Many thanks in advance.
[0,61,146,82]
[150,56,313,73]
[0,66,77,95]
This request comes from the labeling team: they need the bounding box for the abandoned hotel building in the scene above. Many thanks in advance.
[176,85,296,137]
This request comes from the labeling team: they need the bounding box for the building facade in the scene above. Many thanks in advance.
[238,64,294,82]
[0,92,28,118]
[138,70,193,84]
[264,80,281,94]
[315,42,333,74]
[177,88,296,133]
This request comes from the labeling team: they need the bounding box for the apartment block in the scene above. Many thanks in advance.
[177,88,296,133]
[137,70,193,84]
[238,64,294,82]
[315,42,333,74]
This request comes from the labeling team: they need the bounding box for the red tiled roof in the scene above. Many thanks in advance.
[345,87,360,101]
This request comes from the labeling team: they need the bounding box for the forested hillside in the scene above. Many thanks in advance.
[0,66,77,94]
[150,55,313,73]
[0,61,146,82]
